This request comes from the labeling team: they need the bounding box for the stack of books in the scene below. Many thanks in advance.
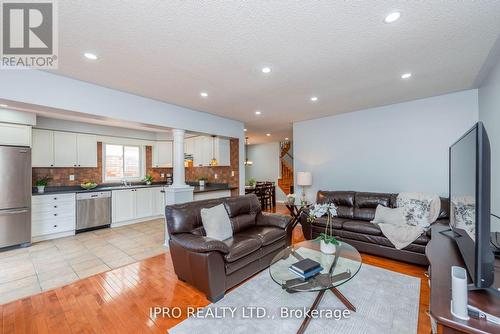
[288,258,323,279]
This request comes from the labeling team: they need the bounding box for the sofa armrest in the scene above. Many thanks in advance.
[256,212,291,229]
[170,233,230,254]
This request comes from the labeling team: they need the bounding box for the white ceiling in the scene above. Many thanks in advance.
[51,1,500,144]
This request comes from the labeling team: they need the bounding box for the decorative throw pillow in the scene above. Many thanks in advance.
[200,204,233,241]
[371,205,406,226]
[451,196,475,235]
[397,192,441,229]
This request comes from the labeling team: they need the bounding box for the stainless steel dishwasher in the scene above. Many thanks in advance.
[76,191,111,232]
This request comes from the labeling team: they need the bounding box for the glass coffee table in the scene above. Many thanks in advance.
[269,240,362,334]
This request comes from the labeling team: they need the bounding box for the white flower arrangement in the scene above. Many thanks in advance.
[307,203,339,246]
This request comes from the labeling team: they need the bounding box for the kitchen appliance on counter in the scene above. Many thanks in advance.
[76,191,111,232]
[0,146,31,250]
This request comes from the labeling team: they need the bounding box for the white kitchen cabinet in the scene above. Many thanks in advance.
[0,123,32,147]
[152,141,173,168]
[153,187,166,216]
[53,131,78,167]
[32,130,98,167]
[215,138,231,166]
[112,189,136,223]
[135,188,154,218]
[76,134,98,167]
[112,187,164,225]
[31,193,76,241]
[194,190,232,201]
[193,136,212,167]
[32,129,54,167]
[184,137,195,156]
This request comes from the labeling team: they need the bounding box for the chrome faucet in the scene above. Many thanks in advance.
[122,179,129,187]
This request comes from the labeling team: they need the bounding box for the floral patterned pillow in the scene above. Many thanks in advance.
[397,198,432,228]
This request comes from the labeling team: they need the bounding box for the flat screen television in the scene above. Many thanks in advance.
[449,121,494,289]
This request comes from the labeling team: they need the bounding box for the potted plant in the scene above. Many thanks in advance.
[197,176,208,187]
[245,178,256,187]
[35,177,50,194]
[143,174,153,185]
[307,203,340,254]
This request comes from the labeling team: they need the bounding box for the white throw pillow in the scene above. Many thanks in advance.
[200,204,233,241]
[371,205,406,226]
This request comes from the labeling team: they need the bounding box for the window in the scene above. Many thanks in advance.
[103,144,143,182]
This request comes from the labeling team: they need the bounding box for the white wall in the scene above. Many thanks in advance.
[293,90,479,202]
[245,142,286,201]
[0,70,245,194]
[479,49,500,231]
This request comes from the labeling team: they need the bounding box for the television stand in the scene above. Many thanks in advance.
[427,224,500,333]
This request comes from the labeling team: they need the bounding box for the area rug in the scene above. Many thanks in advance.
[169,264,420,334]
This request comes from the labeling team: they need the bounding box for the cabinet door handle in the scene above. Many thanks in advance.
[53,197,57,200]
[54,205,58,208]
[53,224,58,228]
[50,164,54,167]
[54,213,58,216]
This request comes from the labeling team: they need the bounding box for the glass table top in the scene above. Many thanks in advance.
[269,240,362,292]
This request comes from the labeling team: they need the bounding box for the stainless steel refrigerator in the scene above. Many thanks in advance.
[0,146,31,249]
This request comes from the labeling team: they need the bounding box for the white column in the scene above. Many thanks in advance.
[172,128,187,188]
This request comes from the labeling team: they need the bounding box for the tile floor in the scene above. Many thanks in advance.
[0,218,168,305]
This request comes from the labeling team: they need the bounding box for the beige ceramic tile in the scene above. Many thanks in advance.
[39,272,79,291]
[75,263,110,279]
[0,275,41,304]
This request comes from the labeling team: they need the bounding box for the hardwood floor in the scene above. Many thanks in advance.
[1,204,430,334]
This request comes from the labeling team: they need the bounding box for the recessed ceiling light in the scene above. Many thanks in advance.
[244,128,247,132]
[200,92,208,97]
[0,104,8,108]
[310,96,318,102]
[401,72,412,79]
[255,111,262,115]
[266,133,271,137]
[384,12,401,24]
[83,52,98,60]
[261,67,271,74]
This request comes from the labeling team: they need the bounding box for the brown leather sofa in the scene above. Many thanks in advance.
[165,194,292,302]
[300,191,450,266]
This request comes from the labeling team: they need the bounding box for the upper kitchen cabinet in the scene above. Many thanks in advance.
[0,123,32,147]
[192,136,231,167]
[32,129,97,168]
[215,138,231,166]
[152,141,173,168]
[76,134,98,167]
[32,129,54,167]
[53,131,78,167]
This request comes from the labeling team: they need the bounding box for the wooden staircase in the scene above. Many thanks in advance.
[278,141,294,195]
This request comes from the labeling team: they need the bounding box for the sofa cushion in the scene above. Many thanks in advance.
[238,226,284,246]
[354,192,393,221]
[316,191,354,219]
[222,235,261,263]
[200,204,233,241]
[342,220,382,236]
[310,217,347,229]
[165,198,224,234]
[224,195,261,233]
[335,229,427,254]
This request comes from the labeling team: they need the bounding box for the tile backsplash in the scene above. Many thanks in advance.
[33,139,240,189]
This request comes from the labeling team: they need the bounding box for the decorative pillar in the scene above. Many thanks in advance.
[172,128,187,188]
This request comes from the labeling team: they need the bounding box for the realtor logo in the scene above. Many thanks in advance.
[1,0,58,69]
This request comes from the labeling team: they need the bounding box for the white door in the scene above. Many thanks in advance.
[112,189,136,223]
[32,129,54,167]
[53,132,78,167]
[216,138,231,166]
[135,188,153,218]
[152,187,166,216]
[77,134,97,167]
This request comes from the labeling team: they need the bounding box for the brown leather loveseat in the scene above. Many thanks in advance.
[300,191,449,266]
[165,194,292,302]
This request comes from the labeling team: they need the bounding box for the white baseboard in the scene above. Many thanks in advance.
[32,230,75,243]
[111,215,165,228]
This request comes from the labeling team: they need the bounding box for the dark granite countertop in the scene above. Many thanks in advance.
[32,182,236,196]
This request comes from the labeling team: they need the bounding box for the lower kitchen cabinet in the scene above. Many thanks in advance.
[31,193,76,241]
[112,187,165,225]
